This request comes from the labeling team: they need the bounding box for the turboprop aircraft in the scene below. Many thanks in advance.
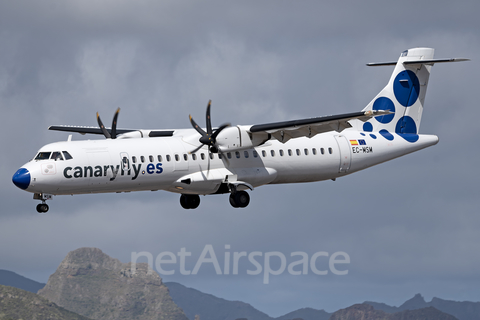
[12,48,468,212]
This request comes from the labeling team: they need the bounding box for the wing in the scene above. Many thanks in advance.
[48,126,174,138]
[249,110,391,143]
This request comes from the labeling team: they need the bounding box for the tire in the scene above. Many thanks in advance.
[187,195,200,209]
[230,191,250,208]
[180,194,200,209]
[36,203,49,213]
[229,193,238,208]
[180,195,189,209]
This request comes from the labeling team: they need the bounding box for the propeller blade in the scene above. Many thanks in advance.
[189,115,207,137]
[189,144,205,154]
[211,123,231,141]
[111,108,120,139]
[96,112,111,139]
[206,100,212,135]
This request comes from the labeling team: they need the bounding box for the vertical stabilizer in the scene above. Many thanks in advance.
[360,48,435,136]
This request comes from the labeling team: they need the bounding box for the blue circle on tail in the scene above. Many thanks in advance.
[363,122,373,132]
[373,97,395,123]
[393,70,420,107]
[395,116,417,134]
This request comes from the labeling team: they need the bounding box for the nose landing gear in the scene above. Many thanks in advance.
[36,203,49,213]
[34,193,52,213]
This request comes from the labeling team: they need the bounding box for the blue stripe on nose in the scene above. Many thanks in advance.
[12,168,30,190]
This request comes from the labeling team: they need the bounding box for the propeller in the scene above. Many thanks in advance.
[96,108,120,139]
[189,100,230,155]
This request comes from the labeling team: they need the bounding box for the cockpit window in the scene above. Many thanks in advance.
[35,152,51,160]
[62,151,73,160]
[51,151,64,161]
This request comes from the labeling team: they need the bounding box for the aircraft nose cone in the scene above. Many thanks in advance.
[12,168,30,190]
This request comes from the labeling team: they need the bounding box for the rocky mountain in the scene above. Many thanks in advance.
[166,282,333,320]
[365,293,480,320]
[38,247,188,320]
[274,307,331,320]
[0,269,45,293]
[0,284,92,320]
[330,303,458,320]
[165,281,272,320]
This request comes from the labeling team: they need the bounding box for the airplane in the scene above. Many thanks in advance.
[12,47,468,213]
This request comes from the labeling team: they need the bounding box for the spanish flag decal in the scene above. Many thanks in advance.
[349,140,359,145]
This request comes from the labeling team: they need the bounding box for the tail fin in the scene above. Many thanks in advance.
[360,48,468,136]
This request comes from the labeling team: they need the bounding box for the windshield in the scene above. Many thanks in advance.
[35,152,51,160]
[34,151,73,161]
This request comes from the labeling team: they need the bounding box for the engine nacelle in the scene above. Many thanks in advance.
[216,125,270,151]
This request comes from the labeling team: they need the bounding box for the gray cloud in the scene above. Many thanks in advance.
[1,0,479,316]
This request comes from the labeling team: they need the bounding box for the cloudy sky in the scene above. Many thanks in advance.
[1,0,479,316]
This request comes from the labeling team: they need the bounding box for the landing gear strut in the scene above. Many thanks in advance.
[180,194,201,209]
[229,191,250,208]
[34,193,52,213]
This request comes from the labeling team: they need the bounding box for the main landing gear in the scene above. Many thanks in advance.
[179,190,251,209]
[229,191,250,208]
[180,194,201,209]
[34,193,52,213]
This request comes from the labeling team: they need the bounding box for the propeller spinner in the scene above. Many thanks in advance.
[189,100,230,154]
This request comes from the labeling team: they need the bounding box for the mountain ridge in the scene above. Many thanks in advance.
[37,247,188,320]
[0,269,45,293]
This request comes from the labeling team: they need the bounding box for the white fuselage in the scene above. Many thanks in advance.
[18,127,438,196]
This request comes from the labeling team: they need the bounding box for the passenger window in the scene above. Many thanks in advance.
[158,155,163,162]
[236,151,240,159]
[312,148,317,155]
[209,153,214,160]
[321,148,325,155]
[183,154,188,161]
[244,151,249,158]
[51,151,64,161]
[166,155,171,162]
[253,150,258,158]
[141,156,145,163]
[288,149,292,156]
[270,150,275,157]
[175,154,180,161]
[62,151,73,160]
[279,150,284,156]
[218,154,222,159]
[329,147,333,154]
[296,149,300,156]
[132,156,137,163]
[149,155,154,162]
[262,150,267,157]
[227,152,232,159]
[304,148,309,156]
[201,153,205,160]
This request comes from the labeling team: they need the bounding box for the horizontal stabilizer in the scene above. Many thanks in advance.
[367,58,469,66]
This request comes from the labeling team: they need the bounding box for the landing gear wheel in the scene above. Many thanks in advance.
[229,191,250,208]
[36,203,49,213]
[180,194,201,209]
